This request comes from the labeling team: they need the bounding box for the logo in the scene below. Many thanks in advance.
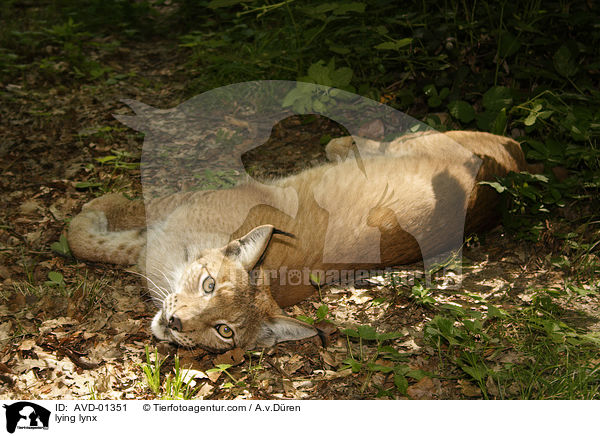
[3,402,50,434]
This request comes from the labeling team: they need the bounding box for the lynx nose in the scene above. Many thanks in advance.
[167,315,182,332]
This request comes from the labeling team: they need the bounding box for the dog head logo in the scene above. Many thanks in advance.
[3,402,50,433]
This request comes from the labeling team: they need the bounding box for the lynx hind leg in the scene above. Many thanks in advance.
[82,193,146,231]
[67,208,145,265]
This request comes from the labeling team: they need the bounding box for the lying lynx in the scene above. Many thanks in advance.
[67,131,536,352]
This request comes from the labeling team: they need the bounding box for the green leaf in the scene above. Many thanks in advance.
[296,315,315,325]
[47,271,64,286]
[308,272,321,285]
[524,112,537,126]
[423,84,437,97]
[393,374,408,394]
[207,0,252,8]
[307,61,332,86]
[377,331,404,341]
[447,100,475,123]
[487,304,505,318]
[334,2,366,14]
[490,108,507,135]
[343,358,363,372]
[482,86,513,111]
[51,234,71,256]
[341,328,359,338]
[207,363,232,372]
[479,181,506,193]
[374,38,412,50]
[553,44,578,77]
[461,363,487,382]
[315,304,328,320]
[366,363,394,373]
[95,155,118,163]
[498,32,521,58]
[427,96,442,108]
[357,325,378,340]
[330,66,353,87]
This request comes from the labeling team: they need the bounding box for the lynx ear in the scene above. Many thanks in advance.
[255,315,317,347]
[224,225,293,270]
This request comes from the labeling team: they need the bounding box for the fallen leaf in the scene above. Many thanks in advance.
[458,379,481,397]
[196,382,214,399]
[213,348,245,367]
[19,199,40,215]
[407,376,436,400]
[19,339,37,351]
[207,370,222,383]
[486,376,499,397]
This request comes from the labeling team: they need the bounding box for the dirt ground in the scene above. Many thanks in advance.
[1,41,598,400]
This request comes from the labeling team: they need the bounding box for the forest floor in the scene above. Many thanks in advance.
[1,36,599,400]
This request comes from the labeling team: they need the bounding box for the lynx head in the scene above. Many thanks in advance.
[150,225,317,352]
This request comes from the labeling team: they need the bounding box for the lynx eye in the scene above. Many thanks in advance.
[202,276,215,294]
[215,324,233,339]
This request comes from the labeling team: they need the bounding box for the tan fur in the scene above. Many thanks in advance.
[67,131,532,351]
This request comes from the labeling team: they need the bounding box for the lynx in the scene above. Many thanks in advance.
[67,131,537,352]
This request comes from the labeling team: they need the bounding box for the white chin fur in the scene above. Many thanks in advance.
[151,310,170,341]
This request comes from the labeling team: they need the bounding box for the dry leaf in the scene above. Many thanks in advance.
[19,339,37,351]
[213,348,245,367]
[207,370,222,383]
[320,350,338,367]
[458,379,481,397]
[486,376,499,397]
[196,382,214,399]
[407,376,436,400]
[19,199,40,215]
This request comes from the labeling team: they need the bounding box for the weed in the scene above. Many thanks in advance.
[424,288,600,399]
[341,324,411,396]
[206,364,245,389]
[140,347,199,399]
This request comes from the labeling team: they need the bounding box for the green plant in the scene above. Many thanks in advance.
[45,271,66,291]
[50,234,71,257]
[206,364,245,389]
[296,273,330,325]
[140,347,199,399]
[341,324,411,395]
[409,281,437,307]
[424,288,600,399]
[480,171,568,241]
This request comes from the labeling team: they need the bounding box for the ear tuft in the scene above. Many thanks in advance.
[224,225,276,270]
[255,315,317,348]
